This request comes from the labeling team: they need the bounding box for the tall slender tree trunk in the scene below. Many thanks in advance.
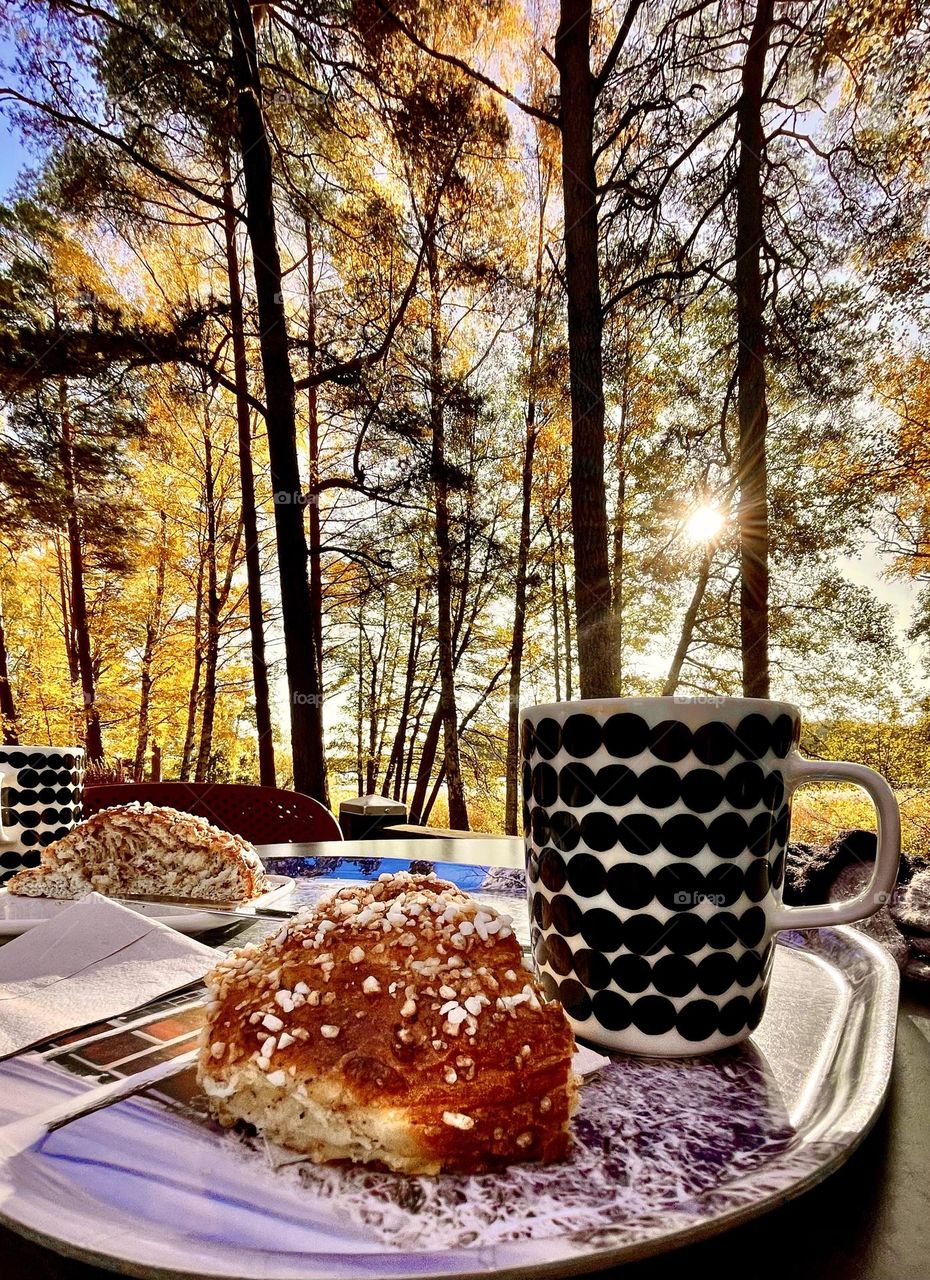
[53,535,79,687]
[734,0,774,698]
[226,0,328,801]
[555,494,574,699]
[401,696,423,802]
[305,218,325,691]
[409,701,443,822]
[366,617,386,794]
[133,509,167,780]
[555,0,618,698]
[385,584,421,799]
[546,519,562,701]
[0,584,19,744]
[427,243,468,829]
[179,555,205,781]
[195,432,220,782]
[133,624,156,781]
[59,387,103,761]
[222,164,276,785]
[408,570,478,820]
[562,567,574,698]
[423,660,509,823]
[355,615,365,796]
[503,447,537,825]
[372,626,396,794]
[661,542,716,695]
[402,641,434,804]
[611,465,626,692]
[504,219,545,833]
[611,322,632,694]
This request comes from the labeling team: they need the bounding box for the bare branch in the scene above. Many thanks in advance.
[594,0,647,94]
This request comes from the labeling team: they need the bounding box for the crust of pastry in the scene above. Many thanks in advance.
[6,802,268,903]
[198,872,577,1174]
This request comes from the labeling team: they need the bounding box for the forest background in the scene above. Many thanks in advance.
[1,0,929,852]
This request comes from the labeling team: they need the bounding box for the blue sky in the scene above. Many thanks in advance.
[0,29,35,198]
[0,115,30,198]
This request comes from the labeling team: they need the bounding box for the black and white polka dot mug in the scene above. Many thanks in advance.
[0,745,85,884]
[522,697,900,1056]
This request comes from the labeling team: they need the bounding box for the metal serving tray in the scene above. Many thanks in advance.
[0,863,898,1279]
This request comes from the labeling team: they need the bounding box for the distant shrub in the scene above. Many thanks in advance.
[791,787,930,862]
[83,757,129,785]
[424,795,501,835]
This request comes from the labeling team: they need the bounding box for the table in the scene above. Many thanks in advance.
[257,834,525,868]
[2,839,929,1280]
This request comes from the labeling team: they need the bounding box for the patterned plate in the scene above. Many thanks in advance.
[0,916,897,1279]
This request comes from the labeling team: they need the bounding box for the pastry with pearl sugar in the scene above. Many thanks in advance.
[6,802,268,903]
[197,871,578,1173]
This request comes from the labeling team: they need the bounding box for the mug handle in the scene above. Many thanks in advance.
[0,763,18,844]
[770,755,900,931]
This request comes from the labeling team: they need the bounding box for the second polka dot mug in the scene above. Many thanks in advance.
[0,745,85,884]
[521,697,900,1056]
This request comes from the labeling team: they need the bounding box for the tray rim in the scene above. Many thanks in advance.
[0,876,295,936]
[0,923,900,1280]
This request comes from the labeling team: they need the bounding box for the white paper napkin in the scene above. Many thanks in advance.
[0,893,216,1057]
[572,1042,612,1077]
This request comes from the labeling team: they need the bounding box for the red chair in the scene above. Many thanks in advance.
[83,782,342,846]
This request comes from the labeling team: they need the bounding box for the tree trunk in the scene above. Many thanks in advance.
[504,540,533,818]
[611,464,626,692]
[372,625,396,794]
[556,494,574,699]
[423,659,509,823]
[133,509,167,780]
[133,626,155,781]
[555,0,618,698]
[734,0,774,698]
[179,555,205,781]
[546,519,562,701]
[53,534,79,687]
[226,0,328,800]
[59,387,103,761]
[402,632,434,803]
[355,615,365,796]
[385,584,421,799]
[408,568,479,821]
[504,233,545,833]
[409,700,443,822]
[611,321,632,693]
[195,431,220,782]
[366,615,386,794]
[305,218,325,690]
[427,242,469,829]
[661,543,716,696]
[222,164,276,786]
[0,583,19,744]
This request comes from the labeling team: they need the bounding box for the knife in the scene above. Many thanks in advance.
[114,895,297,920]
[0,1048,200,1158]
